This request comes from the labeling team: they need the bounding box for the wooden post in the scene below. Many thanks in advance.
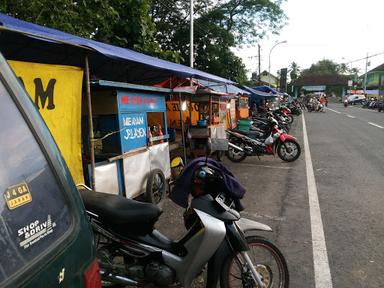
[85,55,95,189]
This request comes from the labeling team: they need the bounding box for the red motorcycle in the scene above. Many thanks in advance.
[226,124,301,163]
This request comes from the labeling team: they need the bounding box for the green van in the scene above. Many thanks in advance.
[0,52,101,287]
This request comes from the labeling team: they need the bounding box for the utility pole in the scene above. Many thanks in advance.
[363,52,368,95]
[190,0,194,68]
[258,44,261,85]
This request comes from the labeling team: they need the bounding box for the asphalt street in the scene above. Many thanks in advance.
[158,103,384,287]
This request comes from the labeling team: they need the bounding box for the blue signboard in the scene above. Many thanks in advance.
[117,90,166,112]
[118,112,147,152]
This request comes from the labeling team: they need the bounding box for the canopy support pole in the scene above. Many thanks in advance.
[179,93,187,164]
[85,55,95,189]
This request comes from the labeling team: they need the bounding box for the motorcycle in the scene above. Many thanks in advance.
[78,162,289,288]
[226,123,301,163]
[252,112,290,134]
[277,107,294,124]
[287,103,302,116]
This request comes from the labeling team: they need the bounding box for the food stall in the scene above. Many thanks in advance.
[88,80,171,203]
[162,79,250,159]
[187,91,229,158]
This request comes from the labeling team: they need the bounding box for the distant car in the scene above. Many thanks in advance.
[347,94,366,105]
[0,52,101,287]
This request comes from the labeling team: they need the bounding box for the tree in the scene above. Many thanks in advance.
[0,0,179,61]
[289,62,300,82]
[301,59,359,77]
[150,0,287,83]
[301,59,341,76]
[1,0,287,82]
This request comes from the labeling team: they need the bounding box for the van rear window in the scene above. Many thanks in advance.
[0,78,73,284]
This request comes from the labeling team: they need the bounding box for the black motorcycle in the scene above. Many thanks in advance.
[78,162,289,288]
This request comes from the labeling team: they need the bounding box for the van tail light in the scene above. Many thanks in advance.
[84,260,102,288]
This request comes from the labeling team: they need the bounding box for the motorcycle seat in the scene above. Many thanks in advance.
[79,189,162,235]
[234,129,265,139]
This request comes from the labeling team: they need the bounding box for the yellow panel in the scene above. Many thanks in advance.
[8,60,84,184]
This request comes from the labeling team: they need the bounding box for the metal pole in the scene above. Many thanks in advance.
[258,44,261,85]
[363,52,368,95]
[268,41,287,87]
[190,0,194,68]
[85,55,95,189]
[179,93,187,164]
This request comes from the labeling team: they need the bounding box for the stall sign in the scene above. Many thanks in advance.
[8,60,84,184]
[117,90,166,112]
[119,112,147,152]
[166,100,199,128]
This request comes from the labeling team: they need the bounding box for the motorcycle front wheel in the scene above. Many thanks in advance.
[227,138,247,163]
[220,236,289,288]
[277,140,301,162]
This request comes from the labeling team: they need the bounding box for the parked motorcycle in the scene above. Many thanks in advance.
[277,106,295,123]
[78,161,289,288]
[252,112,290,134]
[287,103,302,116]
[226,123,301,163]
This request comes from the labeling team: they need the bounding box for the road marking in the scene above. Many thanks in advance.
[241,211,286,222]
[346,114,356,118]
[368,122,384,129]
[302,113,333,288]
[325,107,341,114]
[235,163,292,170]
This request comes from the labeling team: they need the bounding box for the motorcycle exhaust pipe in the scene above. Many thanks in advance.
[228,142,244,152]
[100,268,139,285]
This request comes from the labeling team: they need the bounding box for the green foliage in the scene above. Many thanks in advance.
[289,61,300,82]
[0,0,180,62]
[213,0,287,44]
[151,0,286,82]
[1,0,286,82]
[301,59,359,77]
[301,59,341,76]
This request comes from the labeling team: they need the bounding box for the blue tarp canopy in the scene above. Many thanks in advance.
[0,13,234,84]
[196,79,250,95]
[242,86,275,97]
[242,85,277,106]
[252,85,279,94]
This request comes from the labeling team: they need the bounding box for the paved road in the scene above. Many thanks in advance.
[311,103,384,287]
[159,103,384,287]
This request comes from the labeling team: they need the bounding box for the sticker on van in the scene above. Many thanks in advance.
[18,215,57,249]
[3,182,32,210]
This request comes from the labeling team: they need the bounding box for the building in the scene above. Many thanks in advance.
[292,74,350,98]
[360,63,384,98]
[252,70,279,87]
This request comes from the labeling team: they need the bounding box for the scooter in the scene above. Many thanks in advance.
[78,162,289,288]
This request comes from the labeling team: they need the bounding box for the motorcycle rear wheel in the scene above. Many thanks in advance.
[277,140,301,162]
[227,138,247,163]
[220,236,289,288]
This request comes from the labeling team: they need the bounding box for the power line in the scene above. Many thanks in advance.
[345,51,384,64]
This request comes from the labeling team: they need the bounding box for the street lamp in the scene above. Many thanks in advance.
[268,40,287,86]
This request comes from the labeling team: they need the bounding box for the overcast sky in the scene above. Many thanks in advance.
[234,0,384,77]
